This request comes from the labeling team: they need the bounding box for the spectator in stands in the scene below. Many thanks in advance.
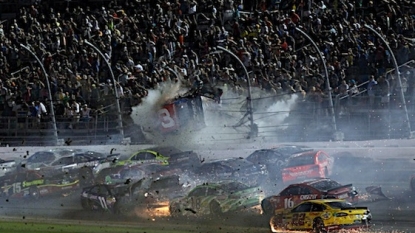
[0,0,413,136]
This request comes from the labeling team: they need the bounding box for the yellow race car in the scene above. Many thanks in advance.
[270,199,371,233]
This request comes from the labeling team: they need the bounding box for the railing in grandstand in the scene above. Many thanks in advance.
[0,103,122,146]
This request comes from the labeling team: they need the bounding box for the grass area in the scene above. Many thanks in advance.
[0,221,184,233]
[0,219,270,233]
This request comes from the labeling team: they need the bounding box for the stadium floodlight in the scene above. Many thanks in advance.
[84,40,125,142]
[19,44,59,145]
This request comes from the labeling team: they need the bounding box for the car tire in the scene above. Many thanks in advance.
[410,177,415,193]
[209,200,222,216]
[312,218,327,233]
[261,198,273,216]
[169,203,181,217]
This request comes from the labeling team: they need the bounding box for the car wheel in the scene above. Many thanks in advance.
[169,203,181,217]
[29,187,40,200]
[261,199,273,216]
[209,200,222,216]
[312,218,327,233]
[410,177,415,192]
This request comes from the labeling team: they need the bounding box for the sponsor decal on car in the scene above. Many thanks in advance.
[300,194,318,200]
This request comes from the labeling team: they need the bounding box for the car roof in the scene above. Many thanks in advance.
[136,146,183,156]
[302,178,332,185]
[205,158,253,166]
[289,150,319,158]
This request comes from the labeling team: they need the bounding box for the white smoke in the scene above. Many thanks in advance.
[255,94,299,132]
[130,83,301,146]
[130,80,184,133]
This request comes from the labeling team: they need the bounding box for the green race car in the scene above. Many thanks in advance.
[169,181,263,216]
[94,147,201,176]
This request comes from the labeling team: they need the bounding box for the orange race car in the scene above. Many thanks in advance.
[282,150,334,183]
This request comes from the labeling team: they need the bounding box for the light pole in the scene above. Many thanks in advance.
[364,25,413,138]
[295,27,343,141]
[216,46,256,138]
[19,44,59,144]
[84,40,125,140]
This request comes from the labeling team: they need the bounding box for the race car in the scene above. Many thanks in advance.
[169,181,263,216]
[0,169,79,199]
[20,149,119,187]
[80,175,189,216]
[282,150,334,183]
[260,178,358,216]
[138,84,223,142]
[93,146,201,175]
[190,158,268,187]
[20,148,85,170]
[95,163,189,186]
[245,145,312,180]
[269,199,371,233]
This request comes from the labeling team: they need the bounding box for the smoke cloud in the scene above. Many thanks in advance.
[130,83,301,147]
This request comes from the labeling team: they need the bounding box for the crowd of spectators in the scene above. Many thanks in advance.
[1,0,415,128]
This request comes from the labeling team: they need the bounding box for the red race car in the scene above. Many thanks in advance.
[261,178,358,216]
[282,150,334,183]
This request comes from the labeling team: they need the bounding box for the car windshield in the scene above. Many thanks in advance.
[148,147,182,156]
[287,154,315,167]
[309,180,342,190]
[327,201,353,209]
[275,146,311,155]
[27,152,56,163]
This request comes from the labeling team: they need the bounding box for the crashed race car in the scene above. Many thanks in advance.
[282,150,334,183]
[0,169,79,199]
[138,82,223,140]
[93,146,201,176]
[80,175,190,216]
[169,181,263,217]
[269,199,372,233]
[261,178,389,216]
[189,158,268,187]
[19,149,119,187]
[245,145,312,180]
[261,178,359,216]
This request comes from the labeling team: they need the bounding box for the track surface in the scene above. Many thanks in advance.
[0,145,414,233]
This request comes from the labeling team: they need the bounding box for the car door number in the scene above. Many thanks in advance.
[159,108,176,128]
[191,197,201,210]
[284,198,294,209]
[5,182,22,194]
[292,213,306,226]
